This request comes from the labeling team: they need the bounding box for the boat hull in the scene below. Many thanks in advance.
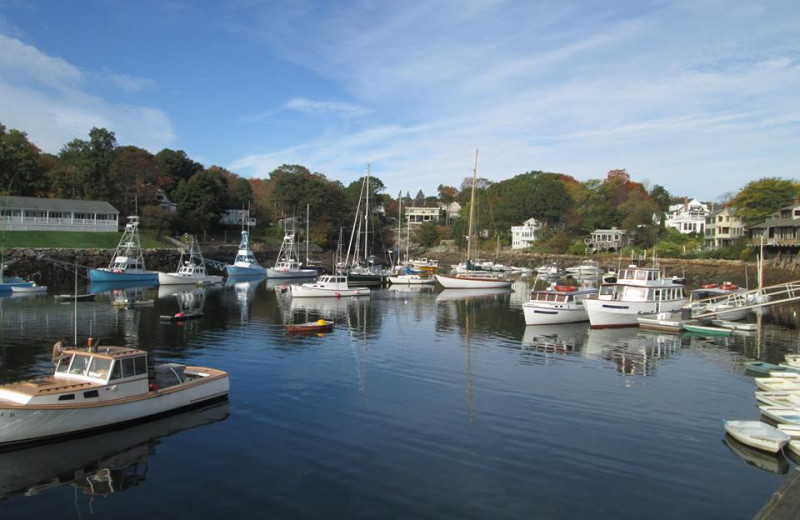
[88,268,158,283]
[290,284,370,298]
[388,275,435,285]
[583,298,684,328]
[0,372,229,449]
[266,268,317,279]
[0,281,33,293]
[158,272,223,285]
[434,274,513,289]
[226,265,266,276]
[724,421,789,454]
[523,303,588,325]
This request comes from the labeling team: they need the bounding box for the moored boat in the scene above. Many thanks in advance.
[0,344,228,449]
[10,283,47,294]
[723,420,790,453]
[290,275,370,298]
[681,323,732,336]
[225,230,266,277]
[88,217,158,283]
[523,284,597,325]
[745,362,796,375]
[158,236,223,286]
[267,232,317,279]
[434,273,513,289]
[759,406,800,425]
[755,391,800,407]
[287,319,334,334]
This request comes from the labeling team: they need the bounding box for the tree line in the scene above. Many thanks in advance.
[1,122,797,255]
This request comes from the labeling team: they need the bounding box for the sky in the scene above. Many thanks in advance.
[0,0,798,201]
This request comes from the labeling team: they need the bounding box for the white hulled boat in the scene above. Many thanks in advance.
[0,344,228,449]
[290,274,370,298]
[523,284,598,325]
[88,217,158,283]
[225,230,266,276]
[582,265,685,328]
[158,236,223,285]
[267,232,317,279]
[723,420,790,454]
[388,267,435,285]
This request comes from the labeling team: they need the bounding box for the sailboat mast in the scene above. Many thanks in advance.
[365,164,370,262]
[398,190,402,265]
[466,149,479,262]
[305,204,310,265]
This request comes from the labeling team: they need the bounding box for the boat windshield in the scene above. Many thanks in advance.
[56,355,72,373]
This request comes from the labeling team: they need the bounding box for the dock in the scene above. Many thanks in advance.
[755,469,800,519]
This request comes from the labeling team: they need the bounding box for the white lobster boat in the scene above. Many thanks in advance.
[434,273,513,289]
[523,285,597,325]
[0,345,229,449]
[582,266,685,328]
[290,275,370,298]
[266,233,317,279]
[158,236,223,286]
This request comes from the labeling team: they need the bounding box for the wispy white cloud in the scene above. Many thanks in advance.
[285,97,369,118]
[0,33,174,152]
[106,72,157,92]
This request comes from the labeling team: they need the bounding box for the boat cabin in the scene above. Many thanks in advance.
[598,284,684,302]
[529,288,596,305]
[110,256,144,272]
[616,267,665,285]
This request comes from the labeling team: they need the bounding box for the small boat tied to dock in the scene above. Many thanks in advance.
[0,342,229,449]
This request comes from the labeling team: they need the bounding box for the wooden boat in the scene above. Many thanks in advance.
[287,319,334,334]
[160,312,203,322]
[681,323,732,336]
[637,312,682,333]
[724,420,790,453]
[759,406,800,425]
[0,345,228,449]
[55,293,95,302]
[756,392,800,407]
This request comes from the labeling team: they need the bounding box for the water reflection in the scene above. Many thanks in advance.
[435,288,513,303]
[0,402,229,500]
[225,275,264,323]
[584,329,683,376]
[723,435,790,474]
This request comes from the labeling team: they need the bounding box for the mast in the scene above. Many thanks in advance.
[305,204,310,265]
[466,149,479,262]
[364,164,370,262]
[397,190,402,265]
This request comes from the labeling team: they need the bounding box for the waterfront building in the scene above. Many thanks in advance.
[665,198,709,234]
[704,206,745,250]
[406,206,442,226]
[750,201,800,252]
[220,208,256,227]
[0,196,119,232]
[510,218,540,250]
[585,227,630,254]
[439,201,462,220]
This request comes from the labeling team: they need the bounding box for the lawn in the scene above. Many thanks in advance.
[0,231,174,249]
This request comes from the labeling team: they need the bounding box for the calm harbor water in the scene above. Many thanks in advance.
[1,276,799,519]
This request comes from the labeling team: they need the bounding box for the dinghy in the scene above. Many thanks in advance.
[744,361,795,375]
[759,406,800,425]
[755,392,800,407]
[287,319,334,334]
[723,420,790,453]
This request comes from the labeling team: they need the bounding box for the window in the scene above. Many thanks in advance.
[88,357,112,379]
[83,390,99,398]
[58,394,76,401]
[121,357,135,378]
[56,355,73,373]
[134,356,147,375]
[110,361,122,380]
[69,355,90,375]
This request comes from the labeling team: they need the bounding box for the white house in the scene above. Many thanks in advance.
[406,207,441,226]
[510,218,540,249]
[585,227,630,254]
[0,196,119,232]
[220,209,256,227]
[665,198,709,234]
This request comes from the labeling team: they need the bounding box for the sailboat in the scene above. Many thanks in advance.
[158,235,223,285]
[88,216,158,283]
[225,211,266,277]
[435,151,513,290]
[267,220,317,279]
[345,165,391,287]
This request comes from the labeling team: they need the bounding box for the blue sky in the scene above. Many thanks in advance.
[1,1,798,200]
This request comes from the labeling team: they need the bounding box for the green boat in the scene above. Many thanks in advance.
[682,323,732,336]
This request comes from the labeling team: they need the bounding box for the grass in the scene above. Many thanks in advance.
[1,230,175,249]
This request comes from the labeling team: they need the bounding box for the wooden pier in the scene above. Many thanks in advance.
[755,470,800,519]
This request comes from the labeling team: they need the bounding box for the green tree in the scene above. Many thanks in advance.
[0,124,47,195]
[48,127,117,201]
[155,149,203,194]
[173,168,229,233]
[437,184,458,203]
[649,184,671,212]
[731,177,800,226]
[109,146,160,216]
[413,221,440,247]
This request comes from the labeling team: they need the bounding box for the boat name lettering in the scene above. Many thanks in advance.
[0,412,17,418]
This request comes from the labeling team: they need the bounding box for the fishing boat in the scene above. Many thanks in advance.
[522,284,597,325]
[267,230,317,279]
[435,151,513,290]
[582,265,685,328]
[681,323,732,336]
[290,275,370,298]
[225,229,266,277]
[88,217,158,283]
[723,420,790,454]
[287,319,334,334]
[0,344,228,449]
[10,283,47,294]
[0,273,33,293]
[158,236,223,285]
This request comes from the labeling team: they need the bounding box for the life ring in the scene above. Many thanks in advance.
[702,283,719,289]
[721,282,738,291]
[554,285,578,292]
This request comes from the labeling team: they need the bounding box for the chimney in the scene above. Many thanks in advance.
[683,196,688,211]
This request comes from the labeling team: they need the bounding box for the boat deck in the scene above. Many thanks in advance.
[1,376,99,397]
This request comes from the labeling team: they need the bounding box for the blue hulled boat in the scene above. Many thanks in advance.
[88,216,158,284]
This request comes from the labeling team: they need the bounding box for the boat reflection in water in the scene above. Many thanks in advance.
[521,323,590,355]
[723,435,790,475]
[225,275,264,323]
[0,401,229,500]
[583,328,683,376]
[435,288,513,303]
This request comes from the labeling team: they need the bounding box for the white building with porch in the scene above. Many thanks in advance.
[220,209,256,227]
[665,198,709,234]
[406,207,441,226]
[0,196,119,232]
[510,218,540,249]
